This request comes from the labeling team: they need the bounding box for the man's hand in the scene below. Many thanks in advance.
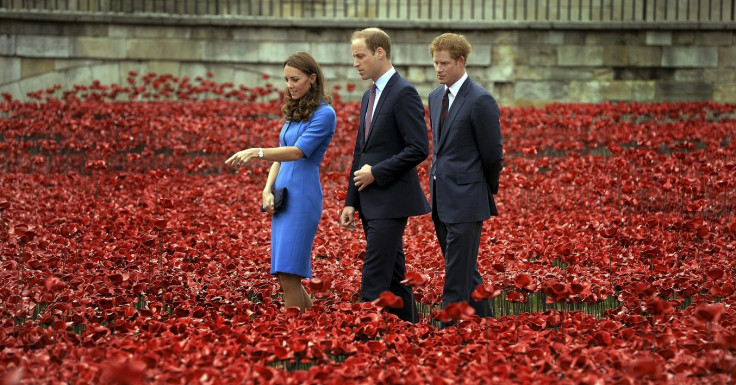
[340,206,356,229]
[353,164,375,191]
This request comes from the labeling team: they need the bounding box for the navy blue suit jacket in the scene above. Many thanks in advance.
[429,78,503,223]
[345,72,430,219]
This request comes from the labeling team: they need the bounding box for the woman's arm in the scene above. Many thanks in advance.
[261,161,281,215]
[263,161,280,193]
[225,146,304,167]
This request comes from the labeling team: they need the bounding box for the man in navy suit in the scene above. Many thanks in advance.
[427,33,503,327]
[340,28,430,323]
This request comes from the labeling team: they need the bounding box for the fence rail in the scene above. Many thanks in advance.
[1,0,735,22]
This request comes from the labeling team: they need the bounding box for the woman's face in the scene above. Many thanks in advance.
[284,65,316,100]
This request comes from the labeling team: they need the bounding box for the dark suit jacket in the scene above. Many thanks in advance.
[429,77,503,223]
[345,72,431,219]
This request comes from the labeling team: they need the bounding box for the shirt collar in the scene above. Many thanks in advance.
[373,67,396,93]
[446,72,468,97]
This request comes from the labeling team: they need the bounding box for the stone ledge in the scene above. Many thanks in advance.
[655,82,714,101]
[127,38,204,60]
[0,57,21,83]
[1,11,733,30]
[74,37,126,59]
[0,35,15,55]
[714,83,736,102]
[558,46,603,66]
[662,46,719,67]
[16,35,72,58]
[21,58,55,78]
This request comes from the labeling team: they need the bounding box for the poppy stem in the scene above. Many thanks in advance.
[158,234,165,311]
[17,241,24,330]
[609,243,613,291]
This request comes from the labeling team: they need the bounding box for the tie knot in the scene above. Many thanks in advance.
[443,88,450,98]
[371,84,377,93]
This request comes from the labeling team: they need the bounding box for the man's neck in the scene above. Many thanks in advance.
[446,71,468,89]
[373,63,393,82]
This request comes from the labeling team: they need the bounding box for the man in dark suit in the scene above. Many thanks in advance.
[427,33,503,327]
[340,28,430,323]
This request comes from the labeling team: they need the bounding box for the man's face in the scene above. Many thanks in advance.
[352,38,382,81]
[432,49,465,87]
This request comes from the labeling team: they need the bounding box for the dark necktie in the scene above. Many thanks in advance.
[364,84,377,141]
[439,87,450,137]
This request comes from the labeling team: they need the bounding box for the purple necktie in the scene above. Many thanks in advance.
[364,83,376,141]
[439,88,450,137]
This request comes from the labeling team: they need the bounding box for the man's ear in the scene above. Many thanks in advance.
[458,56,467,67]
[375,47,385,59]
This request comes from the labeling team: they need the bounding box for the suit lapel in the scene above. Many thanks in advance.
[437,79,471,150]
[431,89,443,150]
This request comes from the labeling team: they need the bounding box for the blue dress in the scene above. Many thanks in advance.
[270,102,336,278]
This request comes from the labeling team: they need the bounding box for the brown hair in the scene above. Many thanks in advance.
[351,28,392,59]
[428,33,472,61]
[281,51,332,122]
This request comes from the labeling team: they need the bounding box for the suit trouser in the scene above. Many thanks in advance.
[359,215,418,323]
[432,195,492,324]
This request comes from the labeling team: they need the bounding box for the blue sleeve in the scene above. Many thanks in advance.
[294,104,337,157]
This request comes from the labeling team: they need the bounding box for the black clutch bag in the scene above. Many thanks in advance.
[261,187,287,212]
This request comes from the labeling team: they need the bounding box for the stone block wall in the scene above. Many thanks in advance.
[0,16,734,106]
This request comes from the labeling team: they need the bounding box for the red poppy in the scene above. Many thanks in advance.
[3,76,736,384]
[436,302,475,323]
[471,284,501,300]
[372,291,404,309]
[694,303,726,323]
[401,271,430,287]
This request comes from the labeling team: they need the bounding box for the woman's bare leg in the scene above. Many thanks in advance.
[278,273,312,312]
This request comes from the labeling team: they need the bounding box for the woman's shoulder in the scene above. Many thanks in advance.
[315,101,336,117]
[317,100,335,111]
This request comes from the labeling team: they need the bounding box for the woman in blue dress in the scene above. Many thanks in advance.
[226,51,336,312]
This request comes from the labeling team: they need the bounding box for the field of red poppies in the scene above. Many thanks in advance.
[1,73,735,384]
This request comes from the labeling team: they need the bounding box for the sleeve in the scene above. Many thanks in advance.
[370,85,430,186]
[345,93,369,208]
[294,104,337,158]
[344,136,362,208]
[471,91,504,194]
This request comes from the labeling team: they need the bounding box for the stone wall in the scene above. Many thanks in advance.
[1,15,734,106]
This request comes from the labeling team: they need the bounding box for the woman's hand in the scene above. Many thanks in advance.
[225,148,260,168]
[262,190,275,215]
